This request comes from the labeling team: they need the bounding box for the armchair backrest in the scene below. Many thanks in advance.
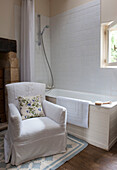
[6,82,45,109]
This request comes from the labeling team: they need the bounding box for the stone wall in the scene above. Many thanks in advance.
[0,52,19,122]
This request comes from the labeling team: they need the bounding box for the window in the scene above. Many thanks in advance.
[108,23,117,64]
[101,20,117,68]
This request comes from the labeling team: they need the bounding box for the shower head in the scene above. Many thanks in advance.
[41,25,49,35]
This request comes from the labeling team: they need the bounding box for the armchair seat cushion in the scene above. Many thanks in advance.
[16,117,65,143]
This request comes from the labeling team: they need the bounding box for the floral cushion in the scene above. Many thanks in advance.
[18,95,45,120]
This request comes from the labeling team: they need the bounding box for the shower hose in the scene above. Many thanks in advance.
[41,35,54,89]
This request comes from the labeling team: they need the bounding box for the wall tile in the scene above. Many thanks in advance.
[35,14,51,86]
[50,0,117,96]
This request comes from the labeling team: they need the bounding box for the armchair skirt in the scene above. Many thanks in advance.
[4,117,67,165]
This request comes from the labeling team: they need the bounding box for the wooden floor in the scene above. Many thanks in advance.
[58,142,117,170]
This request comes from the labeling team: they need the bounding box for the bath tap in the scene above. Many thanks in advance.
[46,85,55,89]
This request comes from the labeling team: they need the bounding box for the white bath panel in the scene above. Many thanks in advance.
[46,89,117,151]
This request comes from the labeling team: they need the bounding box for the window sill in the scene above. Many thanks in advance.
[101,65,117,68]
[101,60,117,68]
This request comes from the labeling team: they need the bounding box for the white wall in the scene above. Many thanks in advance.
[101,0,117,23]
[50,0,117,96]
[50,0,93,17]
[35,0,50,17]
[14,5,21,58]
[0,0,21,40]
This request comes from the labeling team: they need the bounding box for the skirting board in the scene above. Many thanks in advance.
[108,136,117,151]
[67,130,111,151]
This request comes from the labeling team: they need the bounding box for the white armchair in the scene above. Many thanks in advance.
[4,82,67,166]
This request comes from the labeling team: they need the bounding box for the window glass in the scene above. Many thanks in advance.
[109,29,117,63]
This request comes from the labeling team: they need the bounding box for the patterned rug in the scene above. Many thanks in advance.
[0,131,88,170]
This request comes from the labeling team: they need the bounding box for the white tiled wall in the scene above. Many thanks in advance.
[50,0,117,96]
[35,0,117,96]
[35,15,51,86]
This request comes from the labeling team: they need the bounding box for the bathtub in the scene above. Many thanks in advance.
[46,89,117,150]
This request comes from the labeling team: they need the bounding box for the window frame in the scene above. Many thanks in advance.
[101,20,117,68]
[108,20,117,66]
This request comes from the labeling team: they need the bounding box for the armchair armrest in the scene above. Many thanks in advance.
[8,103,22,138]
[43,100,67,125]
